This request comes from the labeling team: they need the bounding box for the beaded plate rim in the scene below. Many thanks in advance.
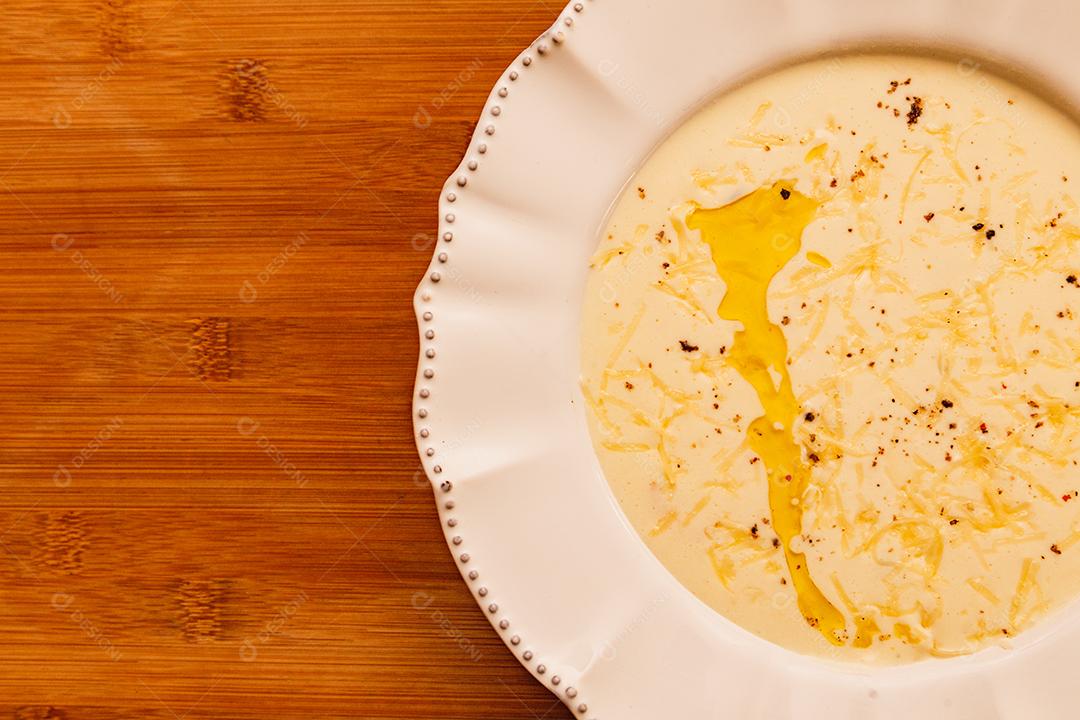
[413,3,597,716]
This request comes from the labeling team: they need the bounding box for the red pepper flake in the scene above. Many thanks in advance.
[637,187,646,199]
[679,340,699,353]
[1063,494,1073,502]
[887,78,910,95]
[979,422,988,434]
[625,382,634,390]
[924,212,935,222]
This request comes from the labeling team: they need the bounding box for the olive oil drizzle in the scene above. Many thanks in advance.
[688,181,847,645]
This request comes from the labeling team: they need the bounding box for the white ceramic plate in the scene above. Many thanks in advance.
[413,2,1080,717]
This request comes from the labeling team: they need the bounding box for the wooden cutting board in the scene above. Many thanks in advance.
[0,1,572,718]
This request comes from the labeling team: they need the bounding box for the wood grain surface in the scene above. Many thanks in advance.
[0,1,572,718]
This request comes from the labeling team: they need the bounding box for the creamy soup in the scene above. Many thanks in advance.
[581,54,1080,664]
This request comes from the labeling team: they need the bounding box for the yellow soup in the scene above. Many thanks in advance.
[581,54,1080,664]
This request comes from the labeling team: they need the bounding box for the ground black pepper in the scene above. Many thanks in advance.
[906,97,924,126]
